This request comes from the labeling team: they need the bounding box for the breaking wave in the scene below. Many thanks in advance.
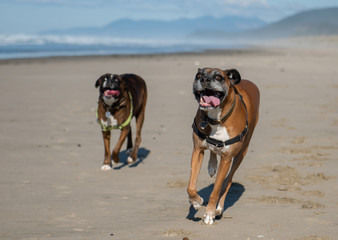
[0,33,241,59]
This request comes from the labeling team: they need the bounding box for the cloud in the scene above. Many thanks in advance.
[12,0,102,7]
[11,0,268,8]
[218,0,268,7]
[14,0,66,3]
[7,0,337,22]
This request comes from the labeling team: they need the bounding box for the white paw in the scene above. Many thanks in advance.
[203,213,215,225]
[190,197,204,210]
[215,205,223,216]
[127,156,134,164]
[101,164,112,171]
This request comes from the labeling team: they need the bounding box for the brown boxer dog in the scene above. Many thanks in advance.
[187,68,259,224]
[95,73,147,171]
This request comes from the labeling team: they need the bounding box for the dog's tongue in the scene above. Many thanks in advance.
[104,90,120,97]
[201,95,220,107]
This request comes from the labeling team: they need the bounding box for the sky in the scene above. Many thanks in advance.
[1,0,338,33]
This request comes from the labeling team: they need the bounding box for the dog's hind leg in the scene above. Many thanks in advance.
[128,109,145,163]
[216,142,249,215]
[208,151,218,177]
[112,126,130,164]
[126,128,133,154]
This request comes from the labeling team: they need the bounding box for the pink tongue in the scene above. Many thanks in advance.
[202,95,220,107]
[104,90,119,97]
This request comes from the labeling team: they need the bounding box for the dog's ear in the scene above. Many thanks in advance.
[225,69,241,85]
[95,75,105,88]
[119,74,129,91]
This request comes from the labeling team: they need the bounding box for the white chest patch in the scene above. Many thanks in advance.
[202,108,230,154]
[103,96,118,106]
[100,111,118,128]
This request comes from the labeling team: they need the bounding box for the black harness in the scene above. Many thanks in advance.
[192,87,248,148]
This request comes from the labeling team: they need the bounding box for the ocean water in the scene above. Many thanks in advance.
[0,33,242,59]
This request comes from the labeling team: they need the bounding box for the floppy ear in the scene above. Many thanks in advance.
[95,75,104,88]
[225,69,241,85]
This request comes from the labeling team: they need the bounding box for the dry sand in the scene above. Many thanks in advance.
[0,45,337,240]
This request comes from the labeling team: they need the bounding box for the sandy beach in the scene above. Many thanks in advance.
[0,44,337,240]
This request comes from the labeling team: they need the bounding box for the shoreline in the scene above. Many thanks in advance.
[0,47,264,63]
[1,34,338,62]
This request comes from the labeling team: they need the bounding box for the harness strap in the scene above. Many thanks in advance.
[192,89,248,147]
[97,92,133,131]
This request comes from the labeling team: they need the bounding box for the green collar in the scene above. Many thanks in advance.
[97,92,133,131]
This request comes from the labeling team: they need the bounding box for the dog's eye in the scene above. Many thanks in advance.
[196,73,201,79]
[215,75,223,82]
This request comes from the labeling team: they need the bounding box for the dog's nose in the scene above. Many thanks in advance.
[201,77,211,84]
[107,80,115,88]
[200,77,211,88]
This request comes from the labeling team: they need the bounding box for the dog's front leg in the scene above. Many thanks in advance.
[112,126,130,164]
[101,130,112,171]
[204,156,233,225]
[187,147,204,210]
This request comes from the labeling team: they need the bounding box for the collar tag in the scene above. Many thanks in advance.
[105,111,111,118]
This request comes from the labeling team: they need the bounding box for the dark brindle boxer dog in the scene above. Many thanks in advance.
[95,73,147,171]
[187,68,260,224]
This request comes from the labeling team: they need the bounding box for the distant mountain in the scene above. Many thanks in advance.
[41,15,266,39]
[239,7,338,39]
[188,7,338,40]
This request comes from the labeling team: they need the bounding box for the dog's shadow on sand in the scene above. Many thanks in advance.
[186,182,245,222]
[113,147,150,170]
